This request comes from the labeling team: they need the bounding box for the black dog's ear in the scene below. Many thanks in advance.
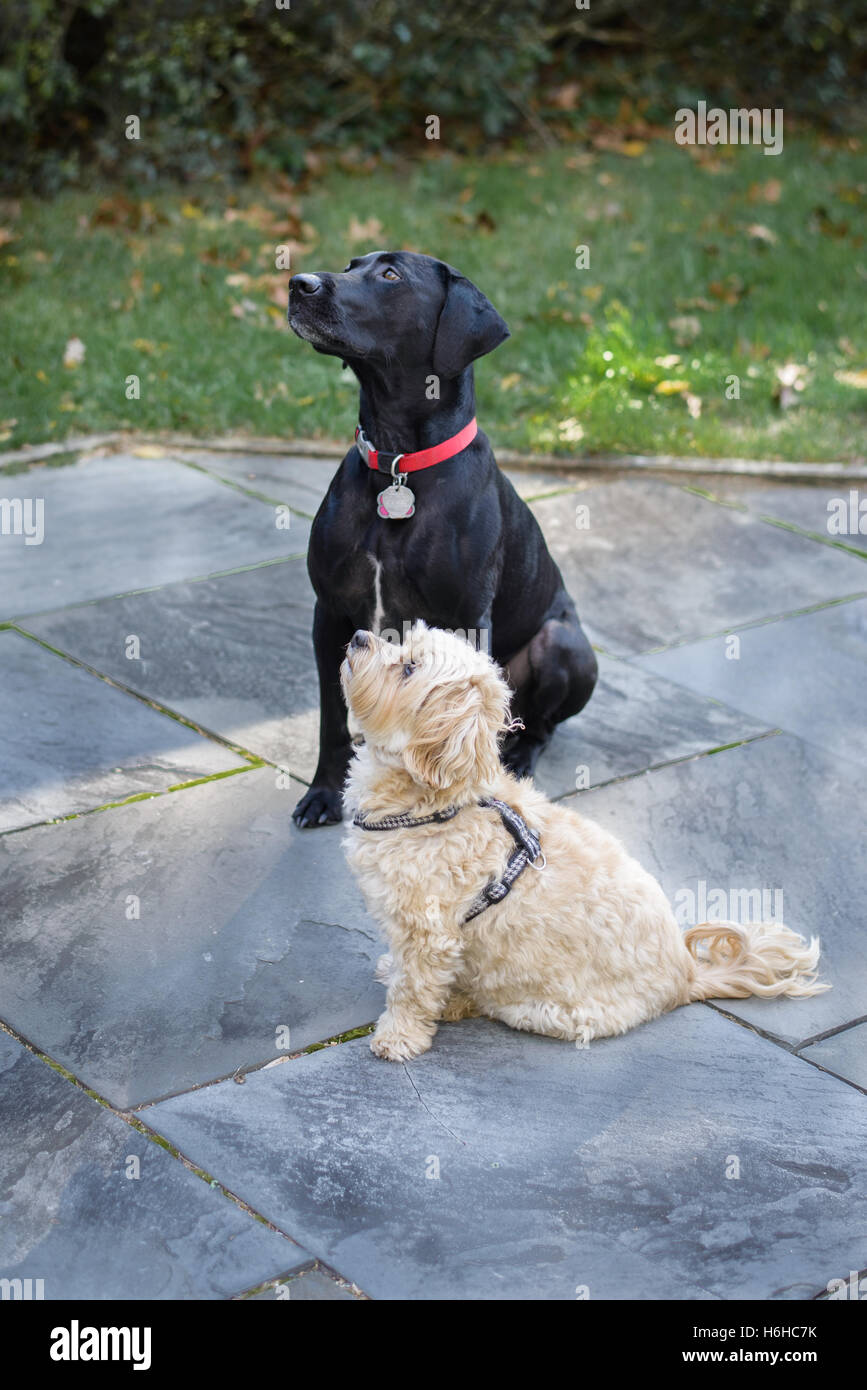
[432,267,510,378]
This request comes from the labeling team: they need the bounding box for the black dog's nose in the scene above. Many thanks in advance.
[350,630,370,650]
[290,273,322,296]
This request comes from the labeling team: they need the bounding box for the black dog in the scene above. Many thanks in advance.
[288,250,597,827]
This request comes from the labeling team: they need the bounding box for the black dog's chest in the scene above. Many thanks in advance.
[308,459,496,634]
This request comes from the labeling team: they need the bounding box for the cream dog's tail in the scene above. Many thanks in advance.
[685,921,829,1001]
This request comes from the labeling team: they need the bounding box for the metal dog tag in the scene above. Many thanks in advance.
[377,481,415,519]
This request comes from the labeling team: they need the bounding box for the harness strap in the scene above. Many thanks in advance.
[351,797,544,923]
[464,798,544,922]
[353,806,461,831]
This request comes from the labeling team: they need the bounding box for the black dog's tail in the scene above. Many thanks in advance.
[685,921,828,1000]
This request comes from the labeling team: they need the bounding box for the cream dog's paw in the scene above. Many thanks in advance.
[373,952,394,984]
[370,1021,432,1062]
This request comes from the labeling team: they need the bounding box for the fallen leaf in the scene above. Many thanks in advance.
[558,417,584,443]
[834,369,867,389]
[199,246,251,269]
[746,223,778,245]
[708,276,746,305]
[737,338,772,361]
[347,215,384,244]
[774,361,808,409]
[230,297,260,319]
[90,194,138,227]
[266,277,289,308]
[749,178,782,203]
[655,379,691,395]
[668,315,701,346]
[564,153,595,171]
[776,362,808,388]
[550,81,581,111]
[63,337,86,369]
[132,445,167,458]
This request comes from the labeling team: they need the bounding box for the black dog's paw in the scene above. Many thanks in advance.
[292,785,343,828]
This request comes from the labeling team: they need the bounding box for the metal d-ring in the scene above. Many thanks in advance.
[390,454,406,489]
[529,841,547,871]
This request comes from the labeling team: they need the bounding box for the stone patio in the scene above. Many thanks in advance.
[1,444,865,1301]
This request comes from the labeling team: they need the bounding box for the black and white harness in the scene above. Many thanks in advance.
[352,797,545,924]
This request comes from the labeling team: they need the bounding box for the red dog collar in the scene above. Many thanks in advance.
[355,417,477,474]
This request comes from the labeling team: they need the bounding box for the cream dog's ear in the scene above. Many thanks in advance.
[403,669,510,791]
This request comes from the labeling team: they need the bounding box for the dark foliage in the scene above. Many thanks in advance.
[1,0,864,190]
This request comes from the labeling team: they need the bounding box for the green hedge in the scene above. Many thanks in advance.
[1,0,864,191]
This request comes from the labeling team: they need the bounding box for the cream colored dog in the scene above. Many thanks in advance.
[340,622,827,1062]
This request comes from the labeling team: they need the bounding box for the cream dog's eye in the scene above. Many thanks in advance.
[402,662,415,678]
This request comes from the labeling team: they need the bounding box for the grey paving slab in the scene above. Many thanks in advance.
[530,478,867,655]
[0,1028,307,1300]
[0,452,310,621]
[700,478,867,556]
[248,1267,359,1300]
[0,630,246,833]
[572,733,864,1046]
[635,598,867,770]
[501,467,588,500]
[0,769,381,1109]
[800,1024,867,1092]
[181,451,590,510]
[534,653,772,800]
[177,449,337,519]
[147,1006,867,1301]
[24,558,319,776]
[25,573,770,794]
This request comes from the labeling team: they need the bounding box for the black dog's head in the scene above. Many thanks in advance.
[287,250,509,378]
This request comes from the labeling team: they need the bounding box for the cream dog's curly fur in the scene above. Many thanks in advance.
[340,623,827,1062]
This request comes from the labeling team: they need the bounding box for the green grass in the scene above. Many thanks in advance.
[2,135,865,461]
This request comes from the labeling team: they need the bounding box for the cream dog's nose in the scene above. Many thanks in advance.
[350,630,370,650]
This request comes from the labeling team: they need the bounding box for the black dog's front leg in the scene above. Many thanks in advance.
[292,602,355,827]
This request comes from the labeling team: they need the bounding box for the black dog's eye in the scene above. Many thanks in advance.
[402,662,415,678]
[382,267,401,281]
